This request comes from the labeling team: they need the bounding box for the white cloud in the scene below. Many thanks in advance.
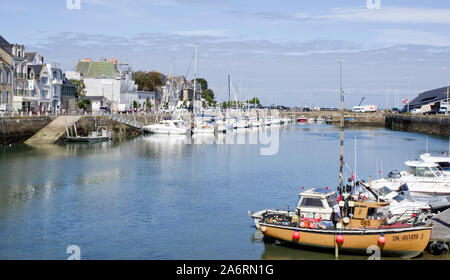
[374,29,450,47]
[173,29,231,38]
[294,6,450,24]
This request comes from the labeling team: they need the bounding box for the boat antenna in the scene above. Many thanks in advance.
[338,60,345,195]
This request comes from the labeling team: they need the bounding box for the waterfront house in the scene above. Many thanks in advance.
[72,57,162,112]
[46,63,63,113]
[0,48,13,112]
[61,77,77,113]
[27,64,51,113]
[0,35,28,113]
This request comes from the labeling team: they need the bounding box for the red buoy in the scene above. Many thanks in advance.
[336,234,344,243]
[378,234,386,245]
[292,231,300,240]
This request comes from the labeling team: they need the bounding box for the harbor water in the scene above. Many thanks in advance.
[0,123,449,260]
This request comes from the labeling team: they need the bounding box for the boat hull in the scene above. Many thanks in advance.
[260,223,431,258]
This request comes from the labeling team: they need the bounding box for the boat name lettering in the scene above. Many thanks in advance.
[392,234,419,241]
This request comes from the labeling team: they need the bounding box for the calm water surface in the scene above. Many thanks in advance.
[0,124,449,260]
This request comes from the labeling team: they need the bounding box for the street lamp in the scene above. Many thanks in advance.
[442,67,449,116]
[404,76,414,112]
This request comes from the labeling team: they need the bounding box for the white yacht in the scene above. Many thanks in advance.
[233,118,248,129]
[143,119,190,135]
[420,153,450,175]
[371,160,450,197]
[192,121,215,134]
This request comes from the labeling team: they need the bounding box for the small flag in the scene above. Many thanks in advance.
[351,172,354,181]
[402,99,408,104]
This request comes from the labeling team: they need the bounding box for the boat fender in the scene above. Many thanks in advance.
[336,234,344,243]
[260,226,267,233]
[292,231,300,240]
[299,222,305,228]
[378,233,386,245]
[429,241,449,255]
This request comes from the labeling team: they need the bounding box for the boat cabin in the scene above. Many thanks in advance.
[294,188,339,221]
[420,153,450,172]
[404,160,444,178]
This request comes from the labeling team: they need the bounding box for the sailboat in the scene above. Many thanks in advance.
[254,62,432,258]
[191,44,215,134]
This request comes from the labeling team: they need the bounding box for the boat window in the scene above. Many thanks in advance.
[367,206,389,219]
[431,167,442,177]
[437,162,450,171]
[300,198,324,208]
[392,194,405,202]
[326,195,338,208]
[374,187,392,197]
[410,167,436,177]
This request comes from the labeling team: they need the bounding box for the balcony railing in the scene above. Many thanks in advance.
[14,89,26,96]
[14,73,27,79]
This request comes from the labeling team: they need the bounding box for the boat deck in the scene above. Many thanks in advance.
[430,208,450,242]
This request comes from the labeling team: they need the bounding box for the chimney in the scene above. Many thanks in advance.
[108,58,118,65]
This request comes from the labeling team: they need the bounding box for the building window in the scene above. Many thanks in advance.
[41,77,48,85]
[42,90,48,99]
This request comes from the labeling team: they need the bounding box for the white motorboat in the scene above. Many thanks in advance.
[248,118,261,128]
[371,160,450,197]
[143,120,190,135]
[214,119,228,133]
[271,118,281,125]
[192,121,215,134]
[263,117,272,126]
[233,118,248,129]
[279,118,291,124]
[316,117,325,123]
[420,153,450,175]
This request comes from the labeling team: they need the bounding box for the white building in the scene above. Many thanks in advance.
[46,63,63,113]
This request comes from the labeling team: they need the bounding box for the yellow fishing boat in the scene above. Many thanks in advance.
[256,62,432,258]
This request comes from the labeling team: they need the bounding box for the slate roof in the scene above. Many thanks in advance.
[409,86,449,109]
[28,65,44,77]
[0,35,12,54]
[25,52,37,62]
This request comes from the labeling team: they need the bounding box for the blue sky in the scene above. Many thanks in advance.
[3,0,450,107]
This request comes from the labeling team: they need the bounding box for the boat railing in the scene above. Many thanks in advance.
[387,209,428,225]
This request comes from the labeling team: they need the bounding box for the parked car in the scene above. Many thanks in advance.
[99,106,110,113]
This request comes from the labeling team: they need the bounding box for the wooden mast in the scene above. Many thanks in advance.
[339,61,344,194]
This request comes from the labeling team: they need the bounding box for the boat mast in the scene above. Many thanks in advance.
[228,74,231,114]
[193,44,198,115]
[339,60,344,194]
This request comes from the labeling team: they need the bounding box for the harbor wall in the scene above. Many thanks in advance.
[61,116,143,142]
[281,111,386,126]
[0,116,56,145]
[385,114,450,137]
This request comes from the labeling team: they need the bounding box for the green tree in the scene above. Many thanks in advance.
[70,79,86,99]
[247,97,261,107]
[202,88,215,106]
[77,98,91,111]
[146,97,152,111]
[133,70,165,91]
[133,100,138,109]
[192,78,208,91]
